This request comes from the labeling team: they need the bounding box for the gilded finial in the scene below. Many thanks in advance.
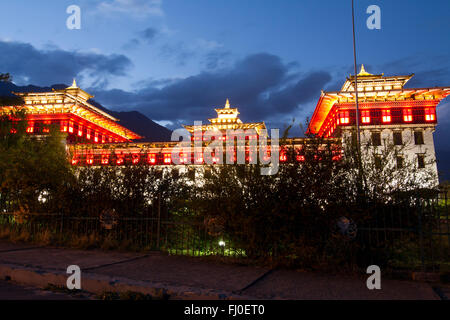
[68,78,78,88]
[225,99,230,108]
[358,64,372,76]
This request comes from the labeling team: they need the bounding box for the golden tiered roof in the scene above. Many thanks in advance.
[183,99,266,134]
[308,65,450,134]
[2,80,142,140]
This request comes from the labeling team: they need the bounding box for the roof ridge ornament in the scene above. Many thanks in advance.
[68,78,78,89]
[225,99,230,108]
[358,64,372,76]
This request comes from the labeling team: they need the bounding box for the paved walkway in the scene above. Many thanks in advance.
[0,241,443,300]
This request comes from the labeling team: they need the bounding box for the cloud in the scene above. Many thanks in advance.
[89,53,332,127]
[97,0,164,18]
[0,40,132,87]
[140,27,159,42]
[122,27,160,49]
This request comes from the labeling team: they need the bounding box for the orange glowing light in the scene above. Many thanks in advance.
[403,109,413,122]
[148,153,156,164]
[86,155,94,165]
[425,108,435,121]
[163,154,171,164]
[361,110,370,124]
[132,153,140,164]
[382,109,391,123]
[340,111,349,124]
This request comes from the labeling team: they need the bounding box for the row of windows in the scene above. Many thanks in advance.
[338,108,436,125]
[370,131,424,147]
[24,120,123,143]
[374,154,425,170]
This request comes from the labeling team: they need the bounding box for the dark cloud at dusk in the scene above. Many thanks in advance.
[90,53,332,127]
[0,40,132,87]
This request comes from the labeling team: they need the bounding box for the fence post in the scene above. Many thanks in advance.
[417,203,425,272]
[156,194,161,250]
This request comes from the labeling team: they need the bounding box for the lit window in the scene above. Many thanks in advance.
[279,152,287,162]
[340,111,350,124]
[164,153,171,164]
[403,109,413,122]
[86,155,94,165]
[86,129,91,140]
[296,155,305,162]
[26,122,34,133]
[94,132,99,143]
[101,135,105,144]
[195,153,204,164]
[361,110,370,124]
[101,155,109,165]
[71,157,78,165]
[61,121,68,132]
[148,154,156,164]
[116,156,124,165]
[382,109,391,123]
[332,154,342,161]
[68,121,74,133]
[78,124,83,137]
[132,153,140,164]
[425,108,435,121]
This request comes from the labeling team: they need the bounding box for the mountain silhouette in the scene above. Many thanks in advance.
[0,81,172,142]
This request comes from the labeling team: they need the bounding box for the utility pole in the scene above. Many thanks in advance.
[352,0,361,147]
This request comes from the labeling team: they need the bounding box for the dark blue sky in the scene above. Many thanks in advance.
[1,0,450,173]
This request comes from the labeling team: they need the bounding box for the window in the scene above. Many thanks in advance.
[374,156,382,170]
[403,109,413,122]
[101,155,109,165]
[371,132,381,146]
[60,120,68,132]
[340,111,350,124]
[163,153,171,164]
[425,108,435,121]
[361,110,370,124]
[132,153,140,164]
[26,122,34,133]
[148,153,156,164]
[78,124,83,137]
[417,154,425,169]
[393,132,403,145]
[414,131,424,145]
[396,156,403,169]
[382,109,391,123]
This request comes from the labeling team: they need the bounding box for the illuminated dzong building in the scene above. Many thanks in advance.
[308,65,450,181]
[1,66,449,183]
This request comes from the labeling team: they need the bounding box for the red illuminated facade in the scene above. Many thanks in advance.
[308,65,449,138]
[1,79,142,144]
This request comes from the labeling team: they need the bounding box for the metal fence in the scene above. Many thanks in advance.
[357,190,450,272]
[0,211,245,258]
[0,191,449,271]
